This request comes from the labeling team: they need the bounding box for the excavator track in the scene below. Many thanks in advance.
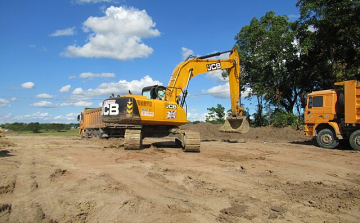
[182,130,200,153]
[124,129,142,150]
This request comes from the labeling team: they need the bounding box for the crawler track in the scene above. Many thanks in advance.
[124,129,142,150]
[182,130,200,152]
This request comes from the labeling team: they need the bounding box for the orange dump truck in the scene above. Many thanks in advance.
[78,107,135,138]
[304,80,360,150]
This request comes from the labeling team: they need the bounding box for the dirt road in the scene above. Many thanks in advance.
[0,125,359,222]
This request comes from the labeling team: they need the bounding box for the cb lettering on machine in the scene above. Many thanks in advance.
[102,102,119,115]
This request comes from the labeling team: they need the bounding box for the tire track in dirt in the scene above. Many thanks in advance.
[1,133,359,222]
[4,137,45,222]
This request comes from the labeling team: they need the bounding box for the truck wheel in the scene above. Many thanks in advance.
[80,130,84,139]
[316,128,339,149]
[349,130,360,151]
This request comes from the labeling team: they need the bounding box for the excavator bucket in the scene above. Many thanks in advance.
[219,116,250,134]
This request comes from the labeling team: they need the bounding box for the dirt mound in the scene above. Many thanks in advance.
[180,122,311,142]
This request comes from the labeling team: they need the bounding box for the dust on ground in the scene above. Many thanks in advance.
[181,122,309,142]
[0,123,359,223]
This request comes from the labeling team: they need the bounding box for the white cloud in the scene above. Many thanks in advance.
[60,101,93,107]
[0,99,10,107]
[36,93,54,99]
[10,112,51,122]
[34,112,50,117]
[79,72,115,79]
[206,70,228,83]
[242,86,253,97]
[60,85,71,93]
[182,47,194,60]
[10,97,18,101]
[72,75,162,97]
[21,82,35,89]
[308,25,317,32]
[30,101,57,108]
[55,113,78,120]
[288,14,300,20]
[72,88,84,95]
[73,101,93,107]
[58,76,162,109]
[61,6,160,60]
[53,113,78,123]
[187,112,207,122]
[205,83,230,99]
[204,83,253,99]
[50,27,76,37]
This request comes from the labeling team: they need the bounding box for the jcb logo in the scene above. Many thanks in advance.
[165,104,177,109]
[207,63,221,71]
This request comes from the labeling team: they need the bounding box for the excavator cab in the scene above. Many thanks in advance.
[142,85,167,100]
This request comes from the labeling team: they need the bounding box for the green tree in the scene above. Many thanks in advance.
[235,11,302,113]
[296,0,360,85]
[269,109,303,129]
[206,104,225,124]
[4,122,26,131]
[253,96,269,127]
[27,122,41,133]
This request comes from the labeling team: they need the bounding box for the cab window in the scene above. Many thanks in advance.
[313,96,323,107]
[309,96,323,109]
[142,90,151,99]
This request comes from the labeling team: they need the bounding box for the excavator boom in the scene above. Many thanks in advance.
[165,49,249,133]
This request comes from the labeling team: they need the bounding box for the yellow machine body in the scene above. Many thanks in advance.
[101,49,249,133]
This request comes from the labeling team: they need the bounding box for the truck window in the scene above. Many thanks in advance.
[313,96,323,107]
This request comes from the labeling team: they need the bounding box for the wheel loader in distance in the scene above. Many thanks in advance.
[80,49,249,152]
[304,79,360,150]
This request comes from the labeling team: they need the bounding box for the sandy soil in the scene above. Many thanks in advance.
[0,123,359,223]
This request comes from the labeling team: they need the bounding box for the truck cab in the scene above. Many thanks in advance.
[304,80,360,150]
[305,89,342,123]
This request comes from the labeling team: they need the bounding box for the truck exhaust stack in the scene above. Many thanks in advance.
[219,116,250,134]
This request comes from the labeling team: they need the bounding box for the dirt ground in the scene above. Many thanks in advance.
[0,123,359,223]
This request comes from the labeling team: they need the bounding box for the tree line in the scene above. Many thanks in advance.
[218,0,359,127]
[0,123,79,133]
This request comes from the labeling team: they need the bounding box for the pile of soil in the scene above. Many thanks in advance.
[180,122,311,142]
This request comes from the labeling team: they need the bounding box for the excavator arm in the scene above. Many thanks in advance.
[165,49,243,116]
[164,48,249,133]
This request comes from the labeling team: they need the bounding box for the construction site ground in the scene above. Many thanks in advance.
[0,123,359,222]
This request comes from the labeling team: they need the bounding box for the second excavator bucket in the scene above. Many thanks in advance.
[219,116,250,134]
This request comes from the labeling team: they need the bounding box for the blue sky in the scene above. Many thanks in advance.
[0,0,300,124]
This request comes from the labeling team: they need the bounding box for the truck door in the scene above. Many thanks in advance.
[305,95,324,123]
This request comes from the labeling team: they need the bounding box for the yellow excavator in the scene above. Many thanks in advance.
[101,48,249,152]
